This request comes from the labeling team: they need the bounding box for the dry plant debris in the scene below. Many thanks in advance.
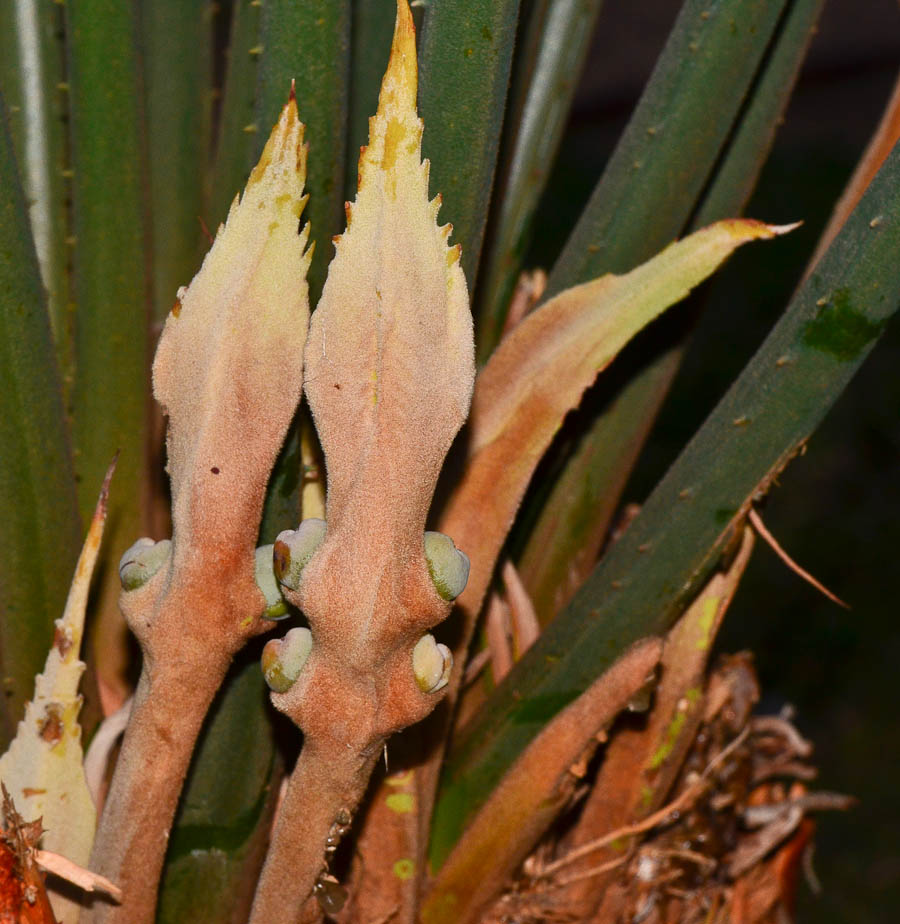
[482,655,854,924]
[1,785,57,924]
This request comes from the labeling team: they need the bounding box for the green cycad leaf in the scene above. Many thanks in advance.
[476,0,605,361]
[208,0,263,228]
[142,0,213,323]
[418,0,521,287]
[345,0,397,200]
[65,0,152,710]
[432,138,900,867]
[0,0,69,373]
[692,0,825,229]
[0,91,81,750]
[546,0,790,294]
[517,0,824,624]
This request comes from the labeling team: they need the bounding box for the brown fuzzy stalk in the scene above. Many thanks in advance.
[250,2,475,919]
[84,96,312,924]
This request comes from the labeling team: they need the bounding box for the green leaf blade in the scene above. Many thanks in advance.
[432,143,900,867]
[418,0,521,287]
[546,0,790,294]
[516,0,824,626]
[208,0,262,228]
[142,0,213,321]
[65,0,152,705]
[692,0,825,229]
[0,0,71,375]
[157,656,281,924]
[345,0,397,200]
[0,93,81,749]
[475,0,605,362]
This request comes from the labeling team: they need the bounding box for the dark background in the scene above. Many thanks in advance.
[531,2,900,921]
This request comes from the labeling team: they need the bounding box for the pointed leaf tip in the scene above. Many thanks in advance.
[305,0,474,545]
[153,98,313,557]
[357,0,420,193]
[389,0,417,104]
[248,95,308,201]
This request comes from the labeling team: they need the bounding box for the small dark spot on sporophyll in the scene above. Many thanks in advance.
[802,287,888,361]
[211,466,220,474]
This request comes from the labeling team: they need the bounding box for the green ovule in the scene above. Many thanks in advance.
[802,288,888,361]
[261,627,313,693]
[119,537,172,590]
[412,634,453,693]
[423,531,470,601]
[273,518,327,590]
[254,544,288,619]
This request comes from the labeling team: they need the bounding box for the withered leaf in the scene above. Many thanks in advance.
[0,466,114,923]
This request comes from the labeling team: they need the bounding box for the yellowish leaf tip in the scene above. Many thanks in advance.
[356,0,420,192]
[716,217,803,241]
[387,0,417,110]
[248,96,306,193]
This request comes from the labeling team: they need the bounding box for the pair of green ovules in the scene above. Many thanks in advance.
[118,524,470,696]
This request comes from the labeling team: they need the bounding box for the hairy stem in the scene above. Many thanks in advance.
[250,743,379,924]
[84,650,230,923]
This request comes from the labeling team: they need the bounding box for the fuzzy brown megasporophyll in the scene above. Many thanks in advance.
[83,99,312,924]
[249,2,475,920]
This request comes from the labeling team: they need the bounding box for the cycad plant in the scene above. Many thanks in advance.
[1,0,897,922]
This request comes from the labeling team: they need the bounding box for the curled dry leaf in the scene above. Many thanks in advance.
[250,2,475,920]
[86,98,312,924]
[0,461,115,923]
